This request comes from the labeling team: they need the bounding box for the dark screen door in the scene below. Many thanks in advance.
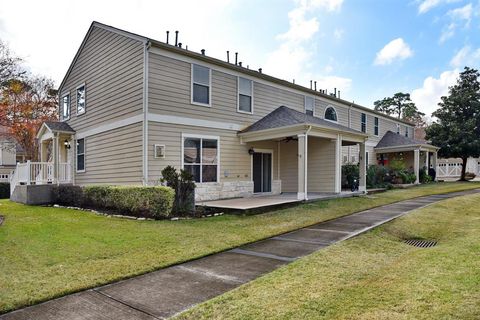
[253,152,272,193]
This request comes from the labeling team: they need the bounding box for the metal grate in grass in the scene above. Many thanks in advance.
[404,239,437,248]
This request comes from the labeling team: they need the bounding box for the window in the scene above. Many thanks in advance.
[76,84,86,115]
[76,138,85,172]
[351,156,356,163]
[343,155,348,163]
[305,96,314,116]
[238,77,253,113]
[191,64,210,106]
[183,136,218,183]
[374,117,379,136]
[396,124,400,134]
[154,144,165,159]
[405,126,409,137]
[61,93,70,120]
[325,106,338,122]
[361,113,366,133]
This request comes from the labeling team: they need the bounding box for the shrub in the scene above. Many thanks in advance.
[389,159,406,172]
[366,165,390,188]
[0,183,10,199]
[341,164,359,189]
[52,185,85,207]
[161,165,196,216]
[53,185,175,219]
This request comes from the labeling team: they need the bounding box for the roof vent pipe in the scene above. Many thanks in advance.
[166,31,169,44]
[310,80,312,89]
[238,62,242,67]
[235,52,238,65]
[178,43,182,48]
[227,51,230,63]
[258,68,262,73]
[175,31,179,46]
[293,79,295,84]
[338,90,341,99]
[314,81,317,91]
[201,49,205,55]
[334,88,337,97]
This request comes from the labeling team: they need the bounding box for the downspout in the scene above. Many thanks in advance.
[304,125,312,201]
[142,40,151,186]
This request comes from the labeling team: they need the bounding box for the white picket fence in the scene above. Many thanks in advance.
[10,161,72,195]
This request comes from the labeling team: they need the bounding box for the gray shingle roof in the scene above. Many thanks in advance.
[44,121,75,133]
[241,106,365,135]
[375,130,431,148]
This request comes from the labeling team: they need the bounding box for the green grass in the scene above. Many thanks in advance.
[177,192,480,320]
[0,182,479,314]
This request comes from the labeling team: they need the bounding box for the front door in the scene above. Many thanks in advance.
[253,152,272,193]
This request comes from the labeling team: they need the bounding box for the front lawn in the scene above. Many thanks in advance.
[0,182,479,313]
[178,192,480,319]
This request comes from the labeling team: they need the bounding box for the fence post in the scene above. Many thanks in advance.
[26,160,31,185]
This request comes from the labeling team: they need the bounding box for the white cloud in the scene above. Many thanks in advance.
[439,22,456,43]
[450,46,480,67]
[448,3,473,23]
[439,3,473,43]
[411,69,459,116]
[374,38,414,65]
[333,28,344,40]
[264,0,351,94]
[417,0,461,14]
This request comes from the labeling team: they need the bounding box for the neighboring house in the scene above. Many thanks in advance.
[10,21,438,203]
[0,125,26,182]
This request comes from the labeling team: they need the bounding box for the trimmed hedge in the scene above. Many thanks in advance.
[0,183,9,199]
[52,185,175,219]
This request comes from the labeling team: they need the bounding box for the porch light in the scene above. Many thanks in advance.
[64,140,71,149]
[248,148,255,155]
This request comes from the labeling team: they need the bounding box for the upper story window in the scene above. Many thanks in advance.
[305,96,314,116]
[76,138,85,172]
[183,136,218,183]
[191,64,211,106]
[374,117,379,136]
[396,124,400,134]
[361,113,366,133]
[238,77,253,113]
[61,93,70,121]
[325,106,338,122]
[405,126,409,137]
[76,84,86,115]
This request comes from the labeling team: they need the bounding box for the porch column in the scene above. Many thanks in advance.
[414,149,420,184]
[425,151,429,171]
[359,141,366,192]
[53,133,59,185]
[334,134,342,193]
[297,134,306,200]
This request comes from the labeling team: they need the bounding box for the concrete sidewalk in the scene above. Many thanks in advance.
[3,188,479,320]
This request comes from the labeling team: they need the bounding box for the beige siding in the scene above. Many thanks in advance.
[279,140,298,192]
[75,123,143,185]
[62,26,144,132]
[147,122,279,185]
[308,137,336,192]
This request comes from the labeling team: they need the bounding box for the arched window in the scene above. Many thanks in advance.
[325,106,337,122]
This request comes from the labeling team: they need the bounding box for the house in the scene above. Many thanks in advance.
[0,126,27,183]
[10,22,439,204]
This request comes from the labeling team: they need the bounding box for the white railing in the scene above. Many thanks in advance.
[10,161,72,195]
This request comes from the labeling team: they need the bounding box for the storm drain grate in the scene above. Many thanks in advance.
[404,239,437,248]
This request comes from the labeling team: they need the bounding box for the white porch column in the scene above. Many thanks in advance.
[334,134,342,193]
[414,149,420,184]
[359,141,366,192]
[297,134,306,200]
[53,133,59,185]
[425,151,429,171]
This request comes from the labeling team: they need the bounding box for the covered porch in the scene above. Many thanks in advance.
[239,106,369,201]
[10,122,75,197]
[374,131,440,184]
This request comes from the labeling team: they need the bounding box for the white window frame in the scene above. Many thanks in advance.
[324,105,338,123]
[154,144,166,159]
[374,117,379,136]
[190,64,212,107]
[237,76,254,114]
[76,83,86,116]
[76,138,86,173]
[181,133,220,183]
[361,113,367,133]
[304,96,315,116]
[61,92,70,121]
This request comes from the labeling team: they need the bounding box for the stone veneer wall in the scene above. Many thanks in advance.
[195,180,282,202]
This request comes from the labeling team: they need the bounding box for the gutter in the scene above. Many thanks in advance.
[304,125,312,201]
[142,40,151,186]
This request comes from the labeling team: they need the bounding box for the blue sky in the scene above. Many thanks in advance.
[0,0,479,116]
